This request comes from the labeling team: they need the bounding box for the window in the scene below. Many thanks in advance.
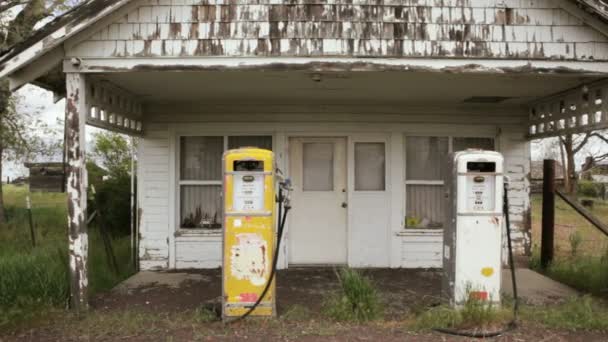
[355,142,385,191]
[405,136,494,229]
[303,142,334,191]
[179,135,272,229]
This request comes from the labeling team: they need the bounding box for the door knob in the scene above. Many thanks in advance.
[341,202,348,208]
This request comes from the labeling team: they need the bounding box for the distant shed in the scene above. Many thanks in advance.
[531,160,565,194]
[25,163,65,192]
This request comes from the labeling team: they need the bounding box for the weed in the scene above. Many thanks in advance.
[530,249,608,295]
[195,306,219,323]
[569,231,584,257]
[522,295,608,331]
[322,268,382,322]
[414,295,511,331]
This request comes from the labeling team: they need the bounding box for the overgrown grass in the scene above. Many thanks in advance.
[530,247,608,295]
[521,295,608,331]
[0,185,134,328]
[322,268,383,322]
[414,297,512,331]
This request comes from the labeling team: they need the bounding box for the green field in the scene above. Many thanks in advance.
[0,184,134,328]
[530,194,608,295]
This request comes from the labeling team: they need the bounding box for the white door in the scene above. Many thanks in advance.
[288,137,348,265]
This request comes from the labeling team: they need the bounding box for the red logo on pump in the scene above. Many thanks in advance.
[469,291,489,301]
[239,293,259,302]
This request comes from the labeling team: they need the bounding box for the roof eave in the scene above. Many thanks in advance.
[0,0,133,80]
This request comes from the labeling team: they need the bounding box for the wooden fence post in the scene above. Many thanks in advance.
[26,194,36,247]
[541,159,555,269]
[66,73,89,312]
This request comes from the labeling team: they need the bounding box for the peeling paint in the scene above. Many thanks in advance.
[230,233,268,286]
[65,1,608,61]
[66,73,88,311]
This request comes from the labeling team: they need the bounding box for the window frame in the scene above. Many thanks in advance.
[176,134,273,231]
[403,134,496,229]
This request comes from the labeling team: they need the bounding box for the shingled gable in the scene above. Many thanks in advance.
[2,0,608,92]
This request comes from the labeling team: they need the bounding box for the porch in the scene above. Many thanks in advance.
[99,268,577,317]
[56,62,608,310]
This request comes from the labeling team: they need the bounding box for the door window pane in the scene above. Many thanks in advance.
[228,136,272,150]
[180,185,222,229]
[453,137,495,152]
[180,136,223,180]
[303,142,334,191]
[406,137,448,181]
[406,184,444,228]
[355,142,385,191]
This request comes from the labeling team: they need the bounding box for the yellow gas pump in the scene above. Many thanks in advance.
[222,148,279,320]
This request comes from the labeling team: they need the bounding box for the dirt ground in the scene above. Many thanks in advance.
[2,268,607,341]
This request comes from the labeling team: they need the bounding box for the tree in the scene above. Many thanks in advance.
[558,131,608,194]
[0,0,79,223]
[90,131,134,179]
[89,131,135,236]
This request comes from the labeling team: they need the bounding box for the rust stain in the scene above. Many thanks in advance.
[169,22,181,39]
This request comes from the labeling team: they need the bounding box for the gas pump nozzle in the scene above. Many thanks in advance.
[279,178,292,209]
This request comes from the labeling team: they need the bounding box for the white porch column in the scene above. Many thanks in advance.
[389,131,404,267]
[65,73,89,311]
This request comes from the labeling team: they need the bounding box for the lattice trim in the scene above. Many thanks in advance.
[528,80,608,139]
[85,80,143,136]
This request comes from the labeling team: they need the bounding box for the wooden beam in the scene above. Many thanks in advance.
[65,73,89,312]
[62,57,608,75]
[556,189,608,237]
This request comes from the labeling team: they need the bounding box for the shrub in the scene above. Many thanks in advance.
[577,181,602,198]
[93,174,132,237]
[323,268,382,322]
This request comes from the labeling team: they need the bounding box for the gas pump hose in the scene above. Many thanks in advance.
[225,187,291,324]
[434,181,519,338]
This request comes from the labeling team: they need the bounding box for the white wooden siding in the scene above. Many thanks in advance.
[136,105,530,270]
[68,0,608,60]
[175,235,222,268]
[137,127,170,269]
[399,230,443,268]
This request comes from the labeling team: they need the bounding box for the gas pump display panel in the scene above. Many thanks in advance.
[222,149,276,318]
[465,162,497,212]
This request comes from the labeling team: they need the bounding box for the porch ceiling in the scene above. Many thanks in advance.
[97,70,601,107]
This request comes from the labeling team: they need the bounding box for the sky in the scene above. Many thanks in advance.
[3,85,100,180]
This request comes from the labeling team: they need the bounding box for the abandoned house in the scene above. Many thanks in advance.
[2,0,608,298]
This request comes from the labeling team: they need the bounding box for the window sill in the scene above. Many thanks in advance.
[175,228,222,237]
[397,228,443,236]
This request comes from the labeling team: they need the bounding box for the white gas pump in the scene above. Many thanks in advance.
[443,150,504,306]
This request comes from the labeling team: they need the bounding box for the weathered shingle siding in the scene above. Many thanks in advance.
[68,0,608,60]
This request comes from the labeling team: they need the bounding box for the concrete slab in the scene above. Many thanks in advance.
[110,268,577,307]
[113,271,213,294]
[502,268,578,305]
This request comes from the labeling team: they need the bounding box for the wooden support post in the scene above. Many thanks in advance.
[66,73,89,312]
[541,159,555,269]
